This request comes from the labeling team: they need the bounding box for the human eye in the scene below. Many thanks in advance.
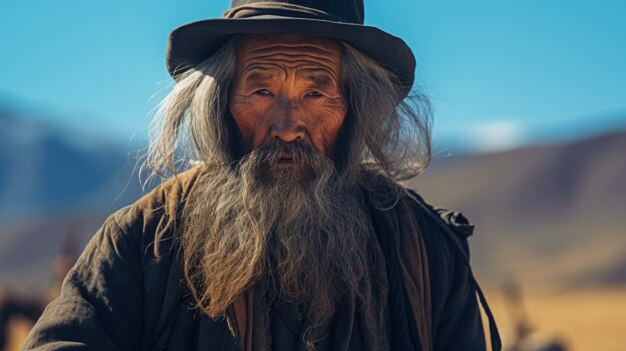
[255,89,273,96]
[305,91,323,97]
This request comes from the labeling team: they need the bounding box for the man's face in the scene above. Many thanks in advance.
[229,35,348,159]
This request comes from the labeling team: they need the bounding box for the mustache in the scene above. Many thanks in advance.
[236,139,337,186]
[250,140,324,166]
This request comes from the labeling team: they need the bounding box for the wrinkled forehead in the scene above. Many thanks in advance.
[234,34,343,74]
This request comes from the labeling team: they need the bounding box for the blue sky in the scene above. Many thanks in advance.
[1,1,625,153]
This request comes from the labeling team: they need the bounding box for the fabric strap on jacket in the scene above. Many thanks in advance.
[366,190,432,351]
[406,191,503,351]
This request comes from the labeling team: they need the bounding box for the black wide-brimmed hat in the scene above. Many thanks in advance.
[166,0,416,98]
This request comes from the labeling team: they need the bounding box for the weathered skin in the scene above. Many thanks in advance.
[229,35,347,157]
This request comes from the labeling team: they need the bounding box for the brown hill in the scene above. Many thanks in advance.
[409,130,626,289]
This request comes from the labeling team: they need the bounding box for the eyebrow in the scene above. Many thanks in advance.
[241,68,275,86]
[302,71,336,89]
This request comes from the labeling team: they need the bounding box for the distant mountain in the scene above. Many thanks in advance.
[0,107,143,222]
[409,130,626,288]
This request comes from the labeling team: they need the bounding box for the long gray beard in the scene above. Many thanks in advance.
[180,140,385,346]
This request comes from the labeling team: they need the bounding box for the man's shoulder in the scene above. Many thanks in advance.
[397,188,475,259]
[403,190,474,236]
[107,166,205,242]
[135,165,206,215]
[363,174,475,254]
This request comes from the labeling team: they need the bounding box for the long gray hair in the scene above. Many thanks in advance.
[144,37,432,187]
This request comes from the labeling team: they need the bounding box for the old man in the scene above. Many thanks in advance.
[25,0,500,350]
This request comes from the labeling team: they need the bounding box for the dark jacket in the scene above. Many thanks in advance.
[24,167,499,350]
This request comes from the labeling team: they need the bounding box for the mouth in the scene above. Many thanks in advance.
[278,150,294,163]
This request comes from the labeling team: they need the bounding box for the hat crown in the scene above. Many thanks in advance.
[168,0,415,98]
[229,0,364,24]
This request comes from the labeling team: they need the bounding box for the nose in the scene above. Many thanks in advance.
[270,101,306,143]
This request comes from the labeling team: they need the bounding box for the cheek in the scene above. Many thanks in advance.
[319,114,345,143]
[229,99,270,147]
[229,105,253,136]
[304,106,347,153]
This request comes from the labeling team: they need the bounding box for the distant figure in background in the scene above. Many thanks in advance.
[46,232,79,302]
[0,233,77,351]
[0,290,42,351]
[503,281,568,351]
[24,1,500,350]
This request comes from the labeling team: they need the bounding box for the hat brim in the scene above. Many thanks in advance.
[167,16,415,97]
